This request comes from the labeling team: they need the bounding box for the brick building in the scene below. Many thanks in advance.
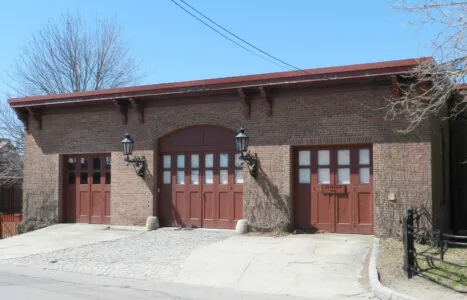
[8,57,450,236]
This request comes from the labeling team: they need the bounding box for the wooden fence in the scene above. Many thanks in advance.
[0,184,22,239]
[0,213,22,238]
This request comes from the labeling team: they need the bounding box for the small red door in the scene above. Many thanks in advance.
[294,146,373,234]
[65,154,111,224]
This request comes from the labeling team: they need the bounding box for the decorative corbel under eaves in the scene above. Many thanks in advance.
[26,107,42,130]
[129,98,145,124]
[259,86,272,116]
[13,108,29,132]
[391,76,401,98]
[113,99,128,125]
[237,88,251,118]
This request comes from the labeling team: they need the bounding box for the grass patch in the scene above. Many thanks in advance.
[415,244,467,291]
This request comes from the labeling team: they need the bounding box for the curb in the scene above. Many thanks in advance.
[369,239,419,300]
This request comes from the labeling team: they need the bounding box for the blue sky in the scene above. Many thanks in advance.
[0,0,435,98]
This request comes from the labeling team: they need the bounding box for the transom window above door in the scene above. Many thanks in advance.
[160,152,243,186]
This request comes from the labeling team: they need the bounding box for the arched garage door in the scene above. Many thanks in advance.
[158,125,243,229]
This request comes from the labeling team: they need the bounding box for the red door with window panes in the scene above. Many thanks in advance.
[158,126,243,229]
[160,151,243,229]
[64,155,111,224]
[294,146,373,234]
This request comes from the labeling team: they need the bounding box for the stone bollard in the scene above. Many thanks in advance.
[235,219,249,234]
[146,216,160,231]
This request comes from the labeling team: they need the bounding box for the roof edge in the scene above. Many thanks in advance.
[8,57,432,107]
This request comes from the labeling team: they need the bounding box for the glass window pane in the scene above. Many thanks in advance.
[359,149,370,165]
[318,150,330,166]
[235,170,244,184]
[338,168,351,184]
[191,154,199,169]
[191,170,199,185]
[105,156,111,170]
[318,168,330,184]
[205,154,214,168]
[80,158,88,170]
[163,155,171,169]
[220,154,229,168]
[163,171,171,184]
[299,169,311,184]
[68,158,76,170]
[177,155,185,169]
[360,167,370,184]
[299,151,310,166]
[93,157,101,171]
[92,172,101,184]
[68,172,76,184]
[105,172,111,184]
[205,170,214,184]
[235,153,243,168]
[220,170,228,184]
[176,171,185,185]
[80,172,88,184]
[338,150,350,165]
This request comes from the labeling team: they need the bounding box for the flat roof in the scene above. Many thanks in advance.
[8,57,431,108]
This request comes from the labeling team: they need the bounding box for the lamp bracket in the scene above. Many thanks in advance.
[240,151,258,178]
[124,155,146,177]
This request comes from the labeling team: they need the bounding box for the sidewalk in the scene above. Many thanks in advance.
[0,223,144,260]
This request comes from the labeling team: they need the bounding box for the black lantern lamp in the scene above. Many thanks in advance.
[121,133,146,177]
[235,128,257,178]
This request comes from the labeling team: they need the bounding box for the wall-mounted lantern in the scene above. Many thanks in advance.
[121,133,145,177]
[235,128,257,178]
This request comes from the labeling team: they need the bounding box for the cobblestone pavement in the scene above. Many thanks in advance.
[4,228,233,281]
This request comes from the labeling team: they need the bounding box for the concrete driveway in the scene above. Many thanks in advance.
[179,233,374,299]
[0,223,144,260]
[2,227,374,299]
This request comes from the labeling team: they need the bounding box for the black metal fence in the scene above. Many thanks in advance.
[403,207,467,293]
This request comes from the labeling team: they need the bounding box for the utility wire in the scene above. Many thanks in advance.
[170,0,303,72]
[177,0,304,72]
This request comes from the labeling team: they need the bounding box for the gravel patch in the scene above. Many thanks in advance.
[6,228,232,281]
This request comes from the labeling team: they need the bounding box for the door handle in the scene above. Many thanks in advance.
[202,193,205,201]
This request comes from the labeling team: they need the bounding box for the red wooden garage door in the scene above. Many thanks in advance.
[64,155,111,224]
[294,146,373,234]
[158,126,243,229]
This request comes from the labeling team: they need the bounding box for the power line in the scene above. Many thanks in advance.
[170,0,303,72]
[177,0,304,72]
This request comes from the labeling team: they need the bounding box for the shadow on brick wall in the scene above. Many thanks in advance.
[246,159,291,232]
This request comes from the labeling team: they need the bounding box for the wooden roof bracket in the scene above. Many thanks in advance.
[129,98,145,124]
[259,86,272,116]
[391,75,401,98]
[26,107,42,130]
[113,99,128,125]
[13,108,29,132]
[237,88,251,118]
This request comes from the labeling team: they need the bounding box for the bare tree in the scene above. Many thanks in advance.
[8,12,140,96]
[0,100,24,187]
[0,12,141,187]
[385,1,466,133]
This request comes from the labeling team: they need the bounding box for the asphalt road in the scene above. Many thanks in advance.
[0,264,314,300]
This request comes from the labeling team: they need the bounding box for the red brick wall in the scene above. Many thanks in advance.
[21,82,441,235]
